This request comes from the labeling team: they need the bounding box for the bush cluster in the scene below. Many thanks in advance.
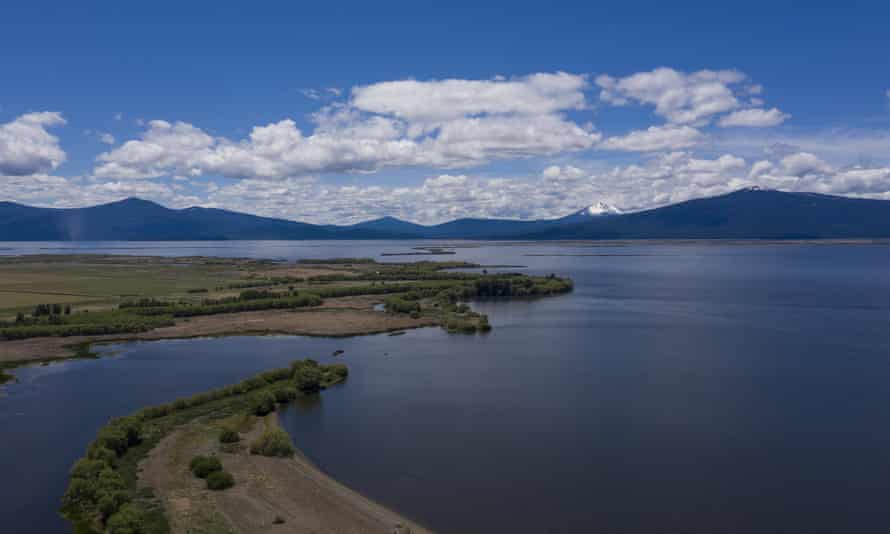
[0,314,174,341]
[291,359,346,392]
[189,456,222,478]
[474,275,573,297]
[206,470,235,491]
[168,293,322,318]
[252,391,277,416]
[273,386,298,403]
[443,311,491,334]
[61,416,143,527]
[239,289,277,300]
[105,503,145,533]
[61,358,349,532]
[219,429,240,444]
[250,428,295,457]
[190,455,234,491]
[383,295,421,314]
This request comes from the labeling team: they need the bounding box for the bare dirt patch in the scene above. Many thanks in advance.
[140,414,430,534]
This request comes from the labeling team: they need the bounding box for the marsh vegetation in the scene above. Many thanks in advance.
[0,256,572,364]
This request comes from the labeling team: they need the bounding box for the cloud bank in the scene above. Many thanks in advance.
[4,69,890,225]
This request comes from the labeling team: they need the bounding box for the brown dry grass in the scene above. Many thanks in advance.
[0,305,434,365]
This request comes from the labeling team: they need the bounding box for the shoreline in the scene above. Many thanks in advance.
[2,255,559,373]
[62,359,431,533]
[141,412,431,533]
[0,303,437,373]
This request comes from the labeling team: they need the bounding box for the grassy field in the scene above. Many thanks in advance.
[0,255,336,319]
[0,255,573,366]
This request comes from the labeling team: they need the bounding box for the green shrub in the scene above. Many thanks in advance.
[189,456,222,479]
[70,458,107,480]
[273,387,298,403]
[206,470,235,491]
[252,391,277,416]
[62,464,129,522]
[250,428,294,457]
[292,361,322,392]
[239,289,276,300]
[98,490,130,520]
[219,429,240,444]
[106,503,145,534]
[383,295,421,314]
[61,478,98,517]
[321,363,348,386]
[87,446,118,467]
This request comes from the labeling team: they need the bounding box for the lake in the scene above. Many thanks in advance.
[2,241,890,533]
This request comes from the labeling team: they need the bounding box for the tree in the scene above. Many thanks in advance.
[252,391,276,416]
[293,365,322,392]
[273,387,297,403]
[106,504,145,533]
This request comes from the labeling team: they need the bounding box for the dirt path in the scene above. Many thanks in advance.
[140,414,430,534]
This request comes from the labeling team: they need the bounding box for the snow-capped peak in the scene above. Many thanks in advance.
[583,202,622,216]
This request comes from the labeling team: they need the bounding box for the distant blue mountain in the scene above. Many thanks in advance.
[0,198,385,241]
[346,216,429,237]
[2,189,890,241]
[523,188,890,240]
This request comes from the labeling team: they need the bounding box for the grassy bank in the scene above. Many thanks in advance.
[61,359,347,534]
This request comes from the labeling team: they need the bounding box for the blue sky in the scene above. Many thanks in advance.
[2,1,890,223]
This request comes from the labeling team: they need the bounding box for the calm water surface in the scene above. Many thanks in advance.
[2,241,890,533]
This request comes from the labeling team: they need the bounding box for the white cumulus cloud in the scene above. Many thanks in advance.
[351,72,588,123]
[0,112,67,176]
[719,108,790,127]
[596,68,744,125]
[596,68,789,129]
[599,125,703,152]
[93,73,602,181]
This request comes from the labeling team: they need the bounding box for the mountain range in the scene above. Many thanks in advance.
[2,188,890,241]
